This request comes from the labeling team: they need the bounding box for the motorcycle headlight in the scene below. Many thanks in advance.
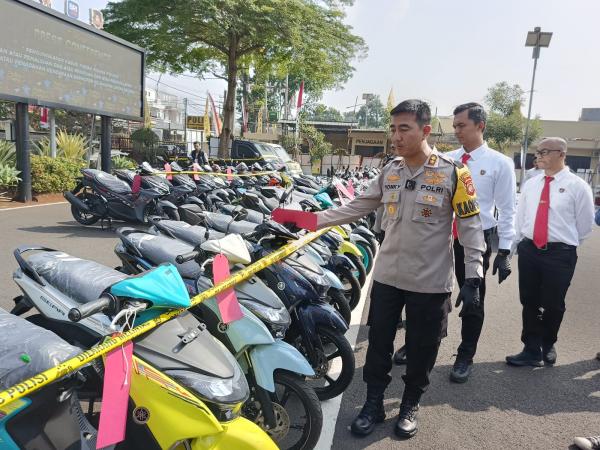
[165,343,249,421]
[239,300,291,336]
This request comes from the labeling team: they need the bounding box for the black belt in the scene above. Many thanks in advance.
[522,238,576,251]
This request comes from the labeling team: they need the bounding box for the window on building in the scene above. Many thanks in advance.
[355,145,384,157]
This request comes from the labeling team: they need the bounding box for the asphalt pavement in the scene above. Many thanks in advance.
[1,202,599,449]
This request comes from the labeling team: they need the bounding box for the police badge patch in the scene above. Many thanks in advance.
[421,208,433,218]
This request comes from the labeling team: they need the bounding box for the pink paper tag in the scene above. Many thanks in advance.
[347,180,355,197]
[336,185,348,205]
[335,181,355,200]
[272,208,318,231]
[213,254,243,323]
[226,166,233,181]
[192,162,201,181]
[96,341,133,449]
[164,162,173,181]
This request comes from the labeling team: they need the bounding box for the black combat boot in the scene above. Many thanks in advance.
[395,390,420,438]
[350,387,385,436]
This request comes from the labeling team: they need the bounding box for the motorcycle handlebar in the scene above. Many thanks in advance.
[68,295,112,322]
[176,251,199,264]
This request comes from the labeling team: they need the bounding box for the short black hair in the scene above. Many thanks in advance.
[453,102,487,128]
[193,141,200,145]
[389,99,431,126]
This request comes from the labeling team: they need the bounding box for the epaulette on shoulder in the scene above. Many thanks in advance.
[437,152,462,168]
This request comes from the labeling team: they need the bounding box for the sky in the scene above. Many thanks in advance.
[47,0,600,120]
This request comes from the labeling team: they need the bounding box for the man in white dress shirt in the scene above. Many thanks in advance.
[506,137,595,367]
[447,102,516,382]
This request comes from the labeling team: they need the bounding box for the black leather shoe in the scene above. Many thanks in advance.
[350,390,385,436]
[506,348,543,367]
[393,346,407,365]
[395,401,419,438]
[543,345,557,365]
[450,358,473,383]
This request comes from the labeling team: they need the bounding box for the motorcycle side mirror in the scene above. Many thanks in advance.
[279,186,293,206]
[226,206,248,233]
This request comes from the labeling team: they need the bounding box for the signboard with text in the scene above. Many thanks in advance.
[0,0,144,120]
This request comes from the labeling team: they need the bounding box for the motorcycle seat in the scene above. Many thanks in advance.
[0,308,79,388]
[121,232,201,279]
[204,212,258,234]
[85,169,132,195]
[27,251,127,304]
[153,220,225,246]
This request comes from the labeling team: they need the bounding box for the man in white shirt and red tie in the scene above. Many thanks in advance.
[446,102,517,382]
[506,137,595,367]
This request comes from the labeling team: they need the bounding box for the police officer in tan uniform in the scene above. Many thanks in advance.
[288,100,485,439]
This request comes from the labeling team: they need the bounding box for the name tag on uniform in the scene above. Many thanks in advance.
[415,190,443,207]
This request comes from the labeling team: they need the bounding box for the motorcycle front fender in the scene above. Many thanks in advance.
[339,240,362,258]
[322,268,344,290]
[249,340,315,392]
[158,199,178,211]
[329,254,356,271]
[296,302,348,348]
[192,416,278,450]
[349,233,369,247]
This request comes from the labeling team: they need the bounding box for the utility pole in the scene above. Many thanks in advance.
[48,108,56,158]
[520,26,553,189]
[264,77,268,133]
[183,97,188,145]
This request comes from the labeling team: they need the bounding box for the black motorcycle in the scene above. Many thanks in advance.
[64,168,178,226]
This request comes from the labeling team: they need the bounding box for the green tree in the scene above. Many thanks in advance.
[304,103,344,122]
[103,0,366,158]
[356,95,386,128]
[484,82,542,153]
[301,123,332,174]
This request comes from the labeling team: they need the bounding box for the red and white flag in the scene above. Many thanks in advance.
[208,92,222,136]
[296,81,304,109]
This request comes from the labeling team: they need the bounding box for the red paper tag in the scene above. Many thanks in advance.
[96,341,133,449]
[132,174,141,194]
[213,254,243,323]
[164,162,173,181]
[226,166,233,181]
[272,208,318,231]
[192,163,201,181]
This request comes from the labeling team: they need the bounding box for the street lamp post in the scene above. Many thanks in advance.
[520,26,552,189]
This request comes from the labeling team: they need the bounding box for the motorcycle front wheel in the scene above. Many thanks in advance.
[253,371,323,450]
[297,327,355,401]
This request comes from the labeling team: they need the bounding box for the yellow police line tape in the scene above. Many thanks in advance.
[0,227,330,407]
[154,171,280,178]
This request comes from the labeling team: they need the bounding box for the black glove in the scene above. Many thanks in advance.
[375,230,385,244]
[455,278,481,317]
[492,249,511,284]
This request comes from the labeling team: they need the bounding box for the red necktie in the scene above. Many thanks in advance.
[532,176,554,248]
[452,153,472,238]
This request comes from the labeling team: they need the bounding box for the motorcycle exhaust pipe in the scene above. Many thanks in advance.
[64,191,93,214]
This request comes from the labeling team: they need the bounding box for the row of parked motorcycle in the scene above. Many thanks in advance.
[2,160,382,449]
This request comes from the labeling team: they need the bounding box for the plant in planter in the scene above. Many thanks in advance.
[112,155,137,170]
[30,155,85,194]
[0,140,16,166]
[0,164,21,197]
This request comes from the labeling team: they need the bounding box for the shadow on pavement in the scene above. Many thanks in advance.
[425,358,600,416]
[17,221,145,238]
